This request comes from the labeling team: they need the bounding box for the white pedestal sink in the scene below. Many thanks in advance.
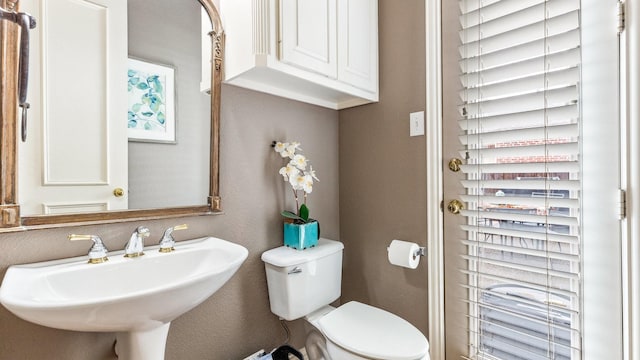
[0,236,248,360]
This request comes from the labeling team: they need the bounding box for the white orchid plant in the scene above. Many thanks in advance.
[272,141,319,224]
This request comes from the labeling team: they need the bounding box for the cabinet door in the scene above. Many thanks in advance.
[338,0,378,92]
[280,0,337,78]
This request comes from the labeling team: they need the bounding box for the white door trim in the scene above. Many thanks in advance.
[425,0,445,359]
[625,2,640,360]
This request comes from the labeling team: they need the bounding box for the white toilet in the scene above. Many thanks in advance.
[261,238,430,360]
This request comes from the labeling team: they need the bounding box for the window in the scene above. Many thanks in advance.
[457,0,583,358]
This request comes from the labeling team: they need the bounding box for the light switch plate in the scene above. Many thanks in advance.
[410,111,425,136]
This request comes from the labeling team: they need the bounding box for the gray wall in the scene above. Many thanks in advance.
[127,0,210,209]
[0,84,339,359]
[339,0,428,336]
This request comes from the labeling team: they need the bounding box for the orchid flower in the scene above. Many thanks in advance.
[302,174,313,193]
[306,166,319,182]
[273,140,318,223]
[289,173,306,191]
[279,163,299,181]
[287,142,301,152]
[273,141,288,154]
[292,154,308,170]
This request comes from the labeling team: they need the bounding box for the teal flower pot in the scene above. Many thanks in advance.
[283,220,319,250]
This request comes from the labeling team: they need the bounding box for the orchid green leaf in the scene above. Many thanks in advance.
[299,204,310,222]
[281,210,305,222]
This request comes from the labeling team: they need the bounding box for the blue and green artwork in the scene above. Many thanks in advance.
[127,68,167,132]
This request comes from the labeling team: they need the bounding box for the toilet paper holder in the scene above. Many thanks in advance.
[387,240,425,269]
[414,247,426,258]
[386,243,426,259]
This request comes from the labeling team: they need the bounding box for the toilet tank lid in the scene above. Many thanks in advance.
[261,238,344,267]
[318,301,429,360]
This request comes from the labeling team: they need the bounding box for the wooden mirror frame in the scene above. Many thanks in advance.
[0,0,223,229]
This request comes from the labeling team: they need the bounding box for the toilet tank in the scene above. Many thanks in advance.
[261,238,344,321]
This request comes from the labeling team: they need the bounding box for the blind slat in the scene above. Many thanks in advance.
[460,224,579,244]
[462,336,572,360]
[463,285,579,315]
[461,239,579,262]
[460,86,578,118]
[459,160,579,174]
[461,255,579,281]
[458,104,578,132]
[460,193,578,208]
[460,178,579,190]
[461,270,577,298]
[459,0,538,16]
[459,123,579,146]
[460,210,579,227]
[460,141,578,161]
[466,302,578,332]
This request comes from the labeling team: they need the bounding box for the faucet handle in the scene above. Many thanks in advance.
[159,224,188,253]
[172,224,188,231]
[136,226,150,238]
[69,234,109,264]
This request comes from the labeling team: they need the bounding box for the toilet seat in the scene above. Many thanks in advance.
[318,301,429,360]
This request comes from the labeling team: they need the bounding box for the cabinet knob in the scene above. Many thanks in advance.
[113,188,125,197]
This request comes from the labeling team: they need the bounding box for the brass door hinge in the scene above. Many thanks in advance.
[619,189,627,220]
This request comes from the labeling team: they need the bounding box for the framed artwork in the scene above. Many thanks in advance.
[127,58,176,143]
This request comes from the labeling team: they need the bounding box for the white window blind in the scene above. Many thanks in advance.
[457,0,581,359]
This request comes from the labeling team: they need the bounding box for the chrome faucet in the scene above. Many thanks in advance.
[158,224,188,253]
[124,226,150,258]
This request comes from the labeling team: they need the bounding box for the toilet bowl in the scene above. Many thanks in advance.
[261,238,430,360]
[304,303,429,360]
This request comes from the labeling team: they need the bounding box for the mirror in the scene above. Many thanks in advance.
[0,0,223,228]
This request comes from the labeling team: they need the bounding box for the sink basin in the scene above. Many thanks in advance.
[0,236,248,360]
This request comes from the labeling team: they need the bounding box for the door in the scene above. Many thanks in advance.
[441,0,623,359]
[18,0,128,215]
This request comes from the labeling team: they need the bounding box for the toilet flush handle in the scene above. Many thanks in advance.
[288,266,302,275]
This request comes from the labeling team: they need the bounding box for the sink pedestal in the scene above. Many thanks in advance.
[115,323,171,360]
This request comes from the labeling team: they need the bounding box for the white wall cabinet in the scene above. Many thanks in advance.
[204,0,378,110]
